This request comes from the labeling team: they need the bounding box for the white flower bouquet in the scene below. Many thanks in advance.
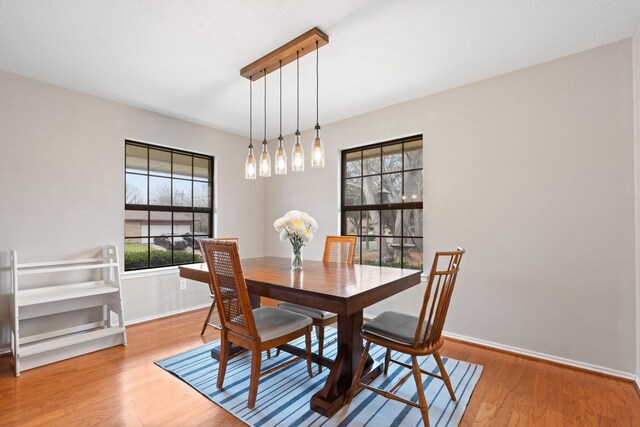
[273,210,318,269]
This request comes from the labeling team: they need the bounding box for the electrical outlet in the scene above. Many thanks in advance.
[179,278,187,290]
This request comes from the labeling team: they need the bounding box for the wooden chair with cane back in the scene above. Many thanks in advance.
[200,239,314,409]
[346,247,465,427]
[200,237,239,335]
[277,235,356,373]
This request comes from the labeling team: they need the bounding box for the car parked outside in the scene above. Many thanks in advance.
[153,234,188,250]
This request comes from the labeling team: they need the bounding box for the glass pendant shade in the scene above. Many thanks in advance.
[245,146,256,179]
[259,141,271,177]
[292,132,304,172]
[275,137,287,175]
[311,126,324,168]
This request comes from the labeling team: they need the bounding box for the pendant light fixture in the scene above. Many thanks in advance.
[291,50,305,172]
[259,69,271,177]
[311,40,325,168]
[240,27,328,180]
[244,79,256,179]
[275,60,287,175]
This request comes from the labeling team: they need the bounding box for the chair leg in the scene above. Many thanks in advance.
[317,325,325,374]
[200,299,216,336]
[267,349,271,359]
[216,329,229,389]
[305,326,313,378]
[433,351,456,401]
[248,347,262,409]
[346,340,371,404]
[384,348,392,374]
[411,355,431,427]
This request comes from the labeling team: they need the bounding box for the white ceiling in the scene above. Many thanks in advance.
[1,0,639,140]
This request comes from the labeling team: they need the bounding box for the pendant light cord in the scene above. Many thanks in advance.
[279,60,282,137]
[316,40,319,125]
[263,68,267,143]
[296,50,300,132]
[249,79,253,148]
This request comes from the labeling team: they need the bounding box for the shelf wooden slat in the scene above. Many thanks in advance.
[18,280,119,307]
[18,326,125,357]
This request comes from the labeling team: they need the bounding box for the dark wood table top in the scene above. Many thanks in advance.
[179,256,422,316]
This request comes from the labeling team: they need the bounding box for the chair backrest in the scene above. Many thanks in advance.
[214,237,240,251]
[199,239,257,339]
[414,247,465,349]
[323,236,357,264]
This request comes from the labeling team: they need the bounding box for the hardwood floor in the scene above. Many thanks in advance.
[1,308,639,426]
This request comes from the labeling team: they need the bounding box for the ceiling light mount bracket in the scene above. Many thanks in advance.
[241,27,329,81]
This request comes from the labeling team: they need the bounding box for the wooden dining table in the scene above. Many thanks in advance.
[179,256,422,417]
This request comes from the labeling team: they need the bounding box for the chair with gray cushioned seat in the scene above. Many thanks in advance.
[346,247,465,427]
[277,235,356,373]
[200,239,314,409]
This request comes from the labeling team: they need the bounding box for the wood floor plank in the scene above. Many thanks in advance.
[1,308,639,426]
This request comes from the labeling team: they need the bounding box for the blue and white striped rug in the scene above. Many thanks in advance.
[155,329,482,426]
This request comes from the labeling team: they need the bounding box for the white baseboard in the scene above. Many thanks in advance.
[443,330,637,381]
[125,303,210,326]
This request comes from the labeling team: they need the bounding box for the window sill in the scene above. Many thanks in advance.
[121,266,180,280]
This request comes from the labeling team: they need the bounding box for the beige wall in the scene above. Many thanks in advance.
[264,40,636,373]
[0,70,266,344]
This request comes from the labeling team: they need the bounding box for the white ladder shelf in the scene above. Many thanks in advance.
[9,246,127,376]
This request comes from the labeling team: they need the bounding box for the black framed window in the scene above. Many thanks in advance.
[341,135,423,270]
[124,140,214,271]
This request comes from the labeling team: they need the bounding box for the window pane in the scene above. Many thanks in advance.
[382,173,402,204]
[125,210,148,237]
[173,153,192,179]
[345,151,361,177]
[150,211,172,236]
[404,170,423,202]
[362,210,380,237]
[150,241,171,267]
[403,209,423,237]
[363,175,381,205]
[149,176,171,206]
[194,157,211,181]
[344,178,362,206]
[361,237,380,266]
[195,213,210,235]
[173,212,193,236]
[382,236,402,268]
[193,181,211,208]
[404,139,422,169]
[174,241,194,265]
[345,211,360,235]
[149,148,171,177]
[381,210,401,236]
[125,238,148,270]
[126,173,147,205]
[382,143,402,173]
[126,144,147,173]
[172,179,192,207]
[403,237,423,270]
[363,148,381,175]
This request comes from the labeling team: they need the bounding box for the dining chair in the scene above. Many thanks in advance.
[346,247,465,427]
[200,239,314,409]
[277,235,356,372]
[200,237,239,335]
